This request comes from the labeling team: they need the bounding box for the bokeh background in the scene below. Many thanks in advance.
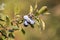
[0,0,60,40]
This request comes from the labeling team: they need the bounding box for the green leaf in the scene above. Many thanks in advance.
[0,24,6,29]
[5,16,10,26]
[19,20,23,24]
[8,33,15,38]
[35,17,39,22]
[35,17,41,26]
[0,19,5,21]
[29,5,33,13]
[12,26,19,30]
[21,28,25,34]
[38,6,47,14]
[40,19,45,30]
[0,30,7,38]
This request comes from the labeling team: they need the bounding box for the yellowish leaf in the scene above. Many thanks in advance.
[29,5,33,13]
[41,19,45,30]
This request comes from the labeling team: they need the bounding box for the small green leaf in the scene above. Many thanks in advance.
[8,33,15,38]
[19,20,23,24]
[5,16,10,26]
[41,19,45,30]
[0,30,7,38]
[0,19,5,21]
[21,28,25,34]
[29,5,33,13]
[0,24,5,29]
[38,6,47,14]
[12,26,19,30]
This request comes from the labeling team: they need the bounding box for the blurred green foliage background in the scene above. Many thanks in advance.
[0,0,60,40]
